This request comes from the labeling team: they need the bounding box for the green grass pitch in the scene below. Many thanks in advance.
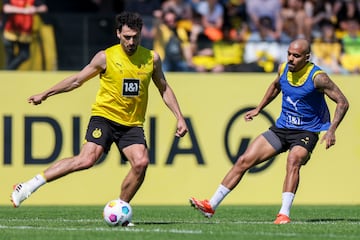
[0,205,359,240]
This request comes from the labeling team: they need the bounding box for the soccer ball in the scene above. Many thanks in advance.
[103,199,132,226]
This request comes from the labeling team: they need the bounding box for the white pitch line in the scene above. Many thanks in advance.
[232,220,360,225]
[1,223,359,239]
[0,225,203,235]
[2,217,360,225]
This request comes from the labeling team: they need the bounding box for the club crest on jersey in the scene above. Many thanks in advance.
[92,128,102,138]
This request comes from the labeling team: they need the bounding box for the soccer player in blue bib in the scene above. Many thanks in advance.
[190,38,349,224]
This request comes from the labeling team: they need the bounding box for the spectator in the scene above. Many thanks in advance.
[281,0,312,41]
[312,20,348,74]
[247,16,277,42]
[152,9,195,72]
[153,0,194,34]
[2,0,48,70]
[340,17,360,73]
[161,0,193,21]
[243,16,283,72]
[222,0,248,41]
[246,0,283,41]
[303,0,335,39]
[332,0,360,31]
[191,0,225,43]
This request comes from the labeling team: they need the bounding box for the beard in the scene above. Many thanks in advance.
[123,44,137,56]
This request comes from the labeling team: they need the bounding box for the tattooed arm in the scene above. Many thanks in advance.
[314,72,349,149]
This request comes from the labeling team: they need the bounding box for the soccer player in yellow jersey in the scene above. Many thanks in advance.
[11,12,188,216]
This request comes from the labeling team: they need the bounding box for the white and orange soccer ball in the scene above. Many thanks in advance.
[103,199,132,226]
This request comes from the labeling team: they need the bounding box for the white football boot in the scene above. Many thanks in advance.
[11,183,32,208]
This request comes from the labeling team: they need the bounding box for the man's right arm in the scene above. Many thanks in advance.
[28,51,106,105]
[245,70,281,121]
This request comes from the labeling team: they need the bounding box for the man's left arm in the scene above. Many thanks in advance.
[314,73,349,148]
[152,51,188,137]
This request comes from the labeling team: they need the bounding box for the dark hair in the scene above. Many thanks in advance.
[319,19,335,29]
[116,12,143,32]
[259,16,274,31]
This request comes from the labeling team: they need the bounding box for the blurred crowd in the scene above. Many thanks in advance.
[1,0,360,73]
[137,0,360,74]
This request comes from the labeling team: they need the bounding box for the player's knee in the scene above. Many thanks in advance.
[234,155,253,172]
[132,157,149,174]
[286,156,302,171]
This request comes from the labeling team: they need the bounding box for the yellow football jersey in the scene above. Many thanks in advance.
[91,44,154,126]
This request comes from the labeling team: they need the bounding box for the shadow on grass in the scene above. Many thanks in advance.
[306,218,360,223]
[134,221,216,225]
